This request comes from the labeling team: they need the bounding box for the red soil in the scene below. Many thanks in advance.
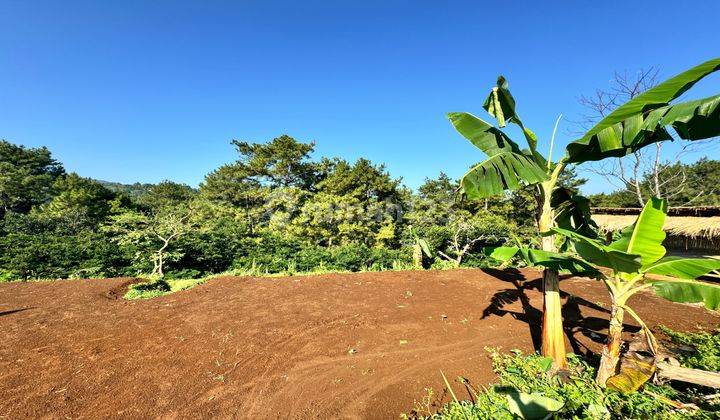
[0,269,717,419]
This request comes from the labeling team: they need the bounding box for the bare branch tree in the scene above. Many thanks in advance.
[149,210,192,277]
[436,219,496,268]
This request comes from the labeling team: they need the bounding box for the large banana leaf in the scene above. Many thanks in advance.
[447,112,523,156]
[644,95,720,140]
[609,197,667,267]
[551,187,598,240]
[483,245,600,276]
[505,390,564,419]
[566,58,720,163]
[550,227,642,273]
[417,238,432,258]
[482,76,539,152]
[483,246,520,262]
[606,352,656,393]
[648,278,720,310]
[568,94,720,162]
[587,58,720,132]
[460,152,548,199]
[522,248,600,275]
[643,257,720,279]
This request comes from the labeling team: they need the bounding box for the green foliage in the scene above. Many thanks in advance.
[410,351,718,420]
[231,134,318,188]
[552,185,597,242]
[0,231,129,280]
[548,198,720,388]
[660,327,720,372]
[650,278,720,310]
[137,181,195,211]
[0,132,559,280]
[446,111,547,199]
[484,245,600,276]
[459,149,548,199]
[39,173,117,228]
[124,276,224,299]
[0,140,65,217]
[551,198,720,308]
[549,227,642,273]
[0,212,131,280]
[224,233,409,275]
[96,180,154,199]
[556,198,720,311]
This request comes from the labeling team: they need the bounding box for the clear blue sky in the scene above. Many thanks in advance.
[1,0,718,194]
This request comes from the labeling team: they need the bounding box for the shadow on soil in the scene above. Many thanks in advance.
[104,278,143,300]
[0,308,32,317]
[480,268,640,359]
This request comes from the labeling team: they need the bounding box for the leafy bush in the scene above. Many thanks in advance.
[0,269,14,281]
[172,230,243,275]
[124,277,211,299]
[294,246,333,272]
[124,278,171,299]
[228,233,410,275]
[230,234,301,273]
[0,231,131,280]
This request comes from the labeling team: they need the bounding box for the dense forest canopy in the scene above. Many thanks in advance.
[0,136,717,280]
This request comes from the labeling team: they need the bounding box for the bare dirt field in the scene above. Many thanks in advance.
[1,268,718,419]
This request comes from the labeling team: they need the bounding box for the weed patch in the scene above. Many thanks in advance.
[660,326,720,372]
[406,349,719,419]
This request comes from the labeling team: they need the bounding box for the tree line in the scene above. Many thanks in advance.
[0,136,529,280]
[1,134,717,281]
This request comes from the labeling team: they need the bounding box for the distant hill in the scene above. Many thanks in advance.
[95,180,155,199]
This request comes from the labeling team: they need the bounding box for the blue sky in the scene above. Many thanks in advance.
[1,0,718,194]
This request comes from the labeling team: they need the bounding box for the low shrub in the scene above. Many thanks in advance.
[0,232,132,280]
[406,350,718,419]
[660,326,720,372]
[124,278,171,299]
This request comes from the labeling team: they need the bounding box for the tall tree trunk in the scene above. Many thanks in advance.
[538,182,567,369]
[158,252,164,277]
[597,301,625,385]
[151,253,160,277]
[156,240,169,278]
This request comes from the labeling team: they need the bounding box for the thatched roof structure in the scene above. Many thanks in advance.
[592,206,720,217]
[591,214,720,239]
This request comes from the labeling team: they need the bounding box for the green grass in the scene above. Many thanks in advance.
[405,349,719,419]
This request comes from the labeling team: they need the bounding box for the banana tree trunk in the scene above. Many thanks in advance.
[412,244,423,269]
[538,182,567,369]
[597,301,625,385]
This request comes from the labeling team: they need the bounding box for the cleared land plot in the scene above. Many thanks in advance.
[1,269,718,419]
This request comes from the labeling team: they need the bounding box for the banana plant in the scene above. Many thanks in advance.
[408,226,432,269]
[548,198,720,387]
[448,57,720,369]
[487,199,720,388]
